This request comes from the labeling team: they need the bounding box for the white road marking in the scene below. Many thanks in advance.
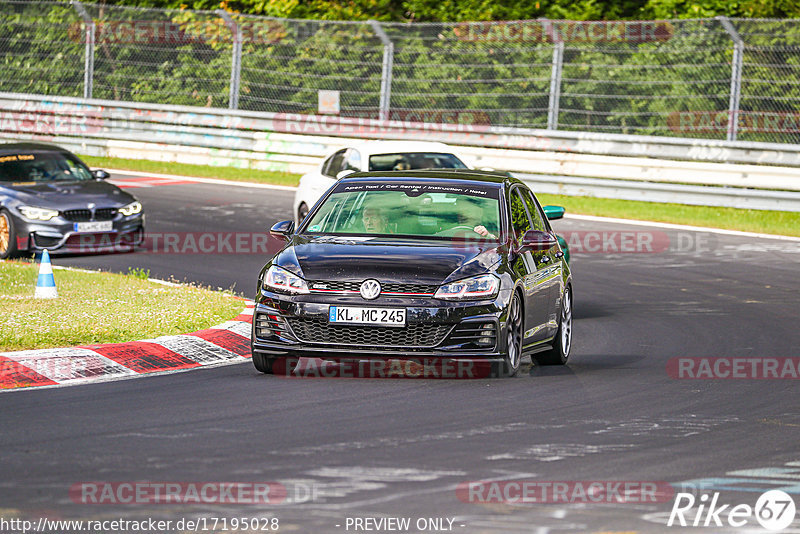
[107,168,297,191]
[565,213,800,241]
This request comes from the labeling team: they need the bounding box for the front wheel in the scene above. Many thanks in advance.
[0,209,19,260]
[502,292,523,377]
[535,287,572,366]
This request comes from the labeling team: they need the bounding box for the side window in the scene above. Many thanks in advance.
[519,188,546,232]
[323,150,347,178]
[509,188,531,241]
[321,155,333,176]
[343,149,361,172]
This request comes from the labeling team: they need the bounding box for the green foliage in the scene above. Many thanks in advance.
[1,1,799,143]
[94,0,800,20]
[126,266,151,279]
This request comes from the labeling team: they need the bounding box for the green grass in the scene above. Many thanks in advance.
[80,154,799,237]
[80,155,300,187]
[1,261,244,351]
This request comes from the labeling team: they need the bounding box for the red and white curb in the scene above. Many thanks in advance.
[0,300,255,391]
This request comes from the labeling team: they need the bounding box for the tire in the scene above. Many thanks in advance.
[297,203,309,224]
[502,291,523,377]
[0,209,19,260]
[535,286,573,366]
[252,352,275,374]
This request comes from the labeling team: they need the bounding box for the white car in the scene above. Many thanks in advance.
[292,141,470,224]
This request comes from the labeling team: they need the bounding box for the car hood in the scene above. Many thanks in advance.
[275,235,503,285]
[2,180,135,209]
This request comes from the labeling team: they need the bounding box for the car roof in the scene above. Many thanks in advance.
[335,140,460,157]
[342,169,520,187]
[0,142,71,156]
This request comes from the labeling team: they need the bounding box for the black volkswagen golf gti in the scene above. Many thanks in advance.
[0,143,144,258]
[252,170,572,377]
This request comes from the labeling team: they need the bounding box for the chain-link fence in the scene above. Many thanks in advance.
[2,1,800,144]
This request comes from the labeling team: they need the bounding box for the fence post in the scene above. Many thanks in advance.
[71,1,94,100]
[543,19,563,131]
[217,10,242,110]
[718,16,743,142]
[369,20,394,121]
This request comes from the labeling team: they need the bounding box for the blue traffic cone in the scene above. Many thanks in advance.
[34,249,57,299]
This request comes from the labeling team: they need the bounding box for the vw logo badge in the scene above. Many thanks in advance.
[360,279,381,300]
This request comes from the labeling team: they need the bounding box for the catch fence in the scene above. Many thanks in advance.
[1,1,800,143]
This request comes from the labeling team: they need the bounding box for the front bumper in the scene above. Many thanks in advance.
[250,289,511,361]
[14,213,145,253]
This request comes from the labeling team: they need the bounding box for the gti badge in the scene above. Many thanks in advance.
[360,279,381,300]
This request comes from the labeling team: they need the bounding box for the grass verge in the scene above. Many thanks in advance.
[1,261,244,352]
[80,155,300,187]
[537,194,800,237]
[80,154,799,237]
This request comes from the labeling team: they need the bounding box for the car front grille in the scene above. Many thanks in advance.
[61,208,117,222]
[309,280,438,296]
[287,318,451,348]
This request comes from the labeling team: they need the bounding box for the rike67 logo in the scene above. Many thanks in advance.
[668,490,796,531]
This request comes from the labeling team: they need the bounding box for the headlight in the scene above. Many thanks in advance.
[434,274,499,301]
[18,206,59,221]
[119,201,142,216]
[263,265,309,294]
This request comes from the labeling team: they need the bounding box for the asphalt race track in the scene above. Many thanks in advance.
[2,173,800,533]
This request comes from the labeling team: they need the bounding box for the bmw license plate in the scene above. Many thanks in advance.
[74,221,113,233]
[329,306,406,327]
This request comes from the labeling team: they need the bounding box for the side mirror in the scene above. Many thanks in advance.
[269,220,294,239]
[92,169,110,180]
[336,169,355,180]
[520,230,557,252]
[543,205,565,220]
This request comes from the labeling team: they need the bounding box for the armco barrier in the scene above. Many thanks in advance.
[2,92,800,211]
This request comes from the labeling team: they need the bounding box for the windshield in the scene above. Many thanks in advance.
[303,181,501,241]
[0,152,94,183]
[368,152,467,171]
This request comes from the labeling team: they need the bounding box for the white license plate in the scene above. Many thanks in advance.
[329,306,406,327]
[74,221,113,233]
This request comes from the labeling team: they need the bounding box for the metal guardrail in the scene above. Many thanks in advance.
[2,92,800,211]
